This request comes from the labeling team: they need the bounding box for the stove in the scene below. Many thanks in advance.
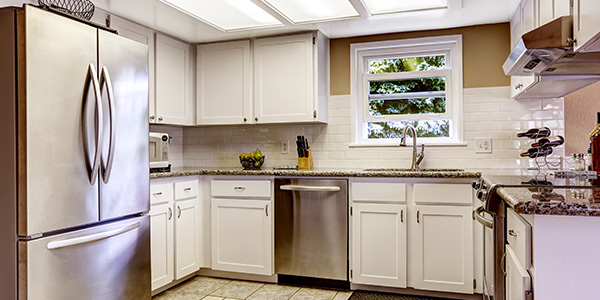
[471,172,598,300]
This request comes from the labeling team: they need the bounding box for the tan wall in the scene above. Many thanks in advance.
[330,23,511,95]
[564,82,600,155]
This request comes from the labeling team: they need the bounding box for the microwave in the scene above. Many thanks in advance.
[149,132,170,171]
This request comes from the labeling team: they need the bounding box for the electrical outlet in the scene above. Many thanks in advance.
[281,140,289,154]
[475,138,492,153]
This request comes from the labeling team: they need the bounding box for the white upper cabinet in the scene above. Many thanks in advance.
[110,16,156,123]
[155,33,194,125]
[253,32,328,124]
[573,0,600,51]
[196,40,252,125]
[510,0,538,99]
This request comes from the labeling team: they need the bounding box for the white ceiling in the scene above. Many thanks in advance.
[11,0,520,43]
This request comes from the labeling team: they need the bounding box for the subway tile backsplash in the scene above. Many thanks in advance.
[169,86,565,171]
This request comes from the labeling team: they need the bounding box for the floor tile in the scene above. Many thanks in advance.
[202,297,224,300]
[179,277,233,295]
[210,280,265,299]
[247,283,301,300]
[289,287,338,300]
[333,291,353,300]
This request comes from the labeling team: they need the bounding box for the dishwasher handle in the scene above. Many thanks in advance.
[280,185,341,192]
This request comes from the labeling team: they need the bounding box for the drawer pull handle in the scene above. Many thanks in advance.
[401,209,404,223]
[234,186,246,191]
[184,187,192,191]
[177,206,182,218]
[168,207,172,220]
[501,252,507,277]
[153,192,162,196]
[265,204,269,217]
[416,209,420,223]
[508,229,518,237]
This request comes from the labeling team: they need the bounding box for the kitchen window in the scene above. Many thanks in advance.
[350,35,464,146]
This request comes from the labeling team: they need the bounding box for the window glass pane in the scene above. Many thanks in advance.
[367,120,450,139]
[369,55,445,73]
[369,77,445,94]
[369,97,446,116]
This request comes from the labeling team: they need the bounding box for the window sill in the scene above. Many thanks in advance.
[348,142,468,148]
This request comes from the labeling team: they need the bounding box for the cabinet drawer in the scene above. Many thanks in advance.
[174,179,199,201]
[414,184,472,205]
[507,208,532,270]
[351,182,406,203]
[150,182,173,205]
[211,180,271,198]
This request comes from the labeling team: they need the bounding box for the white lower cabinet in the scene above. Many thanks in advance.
[351,180,475,295]
[411,205,474,294]
[210,178,273,276]
[352,203,407,288]
[150,177,201,291]
[505,244,532,300]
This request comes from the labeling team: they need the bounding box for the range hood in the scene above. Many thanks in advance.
[503,16,600,99]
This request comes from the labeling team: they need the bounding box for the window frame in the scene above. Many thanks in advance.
[350,35,464,146]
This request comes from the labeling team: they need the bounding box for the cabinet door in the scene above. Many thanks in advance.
[174,199,200,279]
[111,16,155,123]
[574,0,600,51]
[197,40,252,125]
[155,34,193,125]
[211,199,272,275]
[505,245,532,300]
[150,203,174,291]
[412,206,474,294]
[538,0,554,26]
[522,0,538,34]
[352,204,407,288]
[254,33,315,123]
[510,5,522,50]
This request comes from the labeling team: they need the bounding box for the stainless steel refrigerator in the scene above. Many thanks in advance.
[0,5,150,300]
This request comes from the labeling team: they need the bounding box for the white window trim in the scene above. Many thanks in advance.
[350,35,464,147]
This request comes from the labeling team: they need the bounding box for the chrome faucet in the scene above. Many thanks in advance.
[399,125,425,169]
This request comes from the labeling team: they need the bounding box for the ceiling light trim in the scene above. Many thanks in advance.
[359,0,448,16]
[259,0,361,25]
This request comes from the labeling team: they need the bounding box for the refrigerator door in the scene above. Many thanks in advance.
[20,6,100,236]
[19,215,151,300]
[98,30,150,220]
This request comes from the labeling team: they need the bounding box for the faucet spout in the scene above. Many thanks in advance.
[400,125,424,169]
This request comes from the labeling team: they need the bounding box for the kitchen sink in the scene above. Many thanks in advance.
[363,168,464,172]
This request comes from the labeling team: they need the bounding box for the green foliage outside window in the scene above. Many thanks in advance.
[366,55,450,139]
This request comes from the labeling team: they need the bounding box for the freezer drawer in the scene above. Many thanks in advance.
[18,216,150,300]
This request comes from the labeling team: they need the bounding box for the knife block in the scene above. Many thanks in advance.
[298,147,314,170]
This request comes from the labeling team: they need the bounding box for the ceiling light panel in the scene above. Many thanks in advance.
[159,0,282,31]
[262,0,360,23]
[362,0,447,15]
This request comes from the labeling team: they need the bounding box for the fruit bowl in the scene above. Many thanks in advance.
[239,149,265,170]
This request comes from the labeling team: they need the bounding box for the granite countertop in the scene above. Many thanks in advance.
[150,167,482,179]
[497,187,600,217]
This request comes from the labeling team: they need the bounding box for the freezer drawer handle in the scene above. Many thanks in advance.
[474,206,493,229]
[280,185,341,192]
[46,222,141,250]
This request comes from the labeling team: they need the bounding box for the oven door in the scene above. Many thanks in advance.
[474,206,495,300]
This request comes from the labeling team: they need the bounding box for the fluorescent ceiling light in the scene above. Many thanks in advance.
[262,0,359,23]
[159,0,282,31]
[362,0,448,15]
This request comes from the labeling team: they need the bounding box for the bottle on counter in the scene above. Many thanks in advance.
[531,135,564,148]
[590,112,600,202]
[520,147,553,158]
[516,127,551,139]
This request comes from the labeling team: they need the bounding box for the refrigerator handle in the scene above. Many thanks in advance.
[99,66,116,184]
[46,221,141,250]
[85,64,103,186]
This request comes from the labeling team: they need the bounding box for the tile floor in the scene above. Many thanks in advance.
[153,276,354,300]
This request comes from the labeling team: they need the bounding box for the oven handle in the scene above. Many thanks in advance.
[474,206,493,229]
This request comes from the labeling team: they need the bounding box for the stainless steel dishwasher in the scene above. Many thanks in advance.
[275,178,348,287]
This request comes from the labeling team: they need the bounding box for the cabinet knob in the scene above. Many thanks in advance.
[149,115,155,121]
[255,117,259,122]
[243,117,247,122]
[508,229,518,237]
[515,83,523,90]
[158,116,164,122]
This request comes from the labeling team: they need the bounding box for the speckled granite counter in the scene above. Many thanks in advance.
[150,168,481,179]
[497,187,600,217]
